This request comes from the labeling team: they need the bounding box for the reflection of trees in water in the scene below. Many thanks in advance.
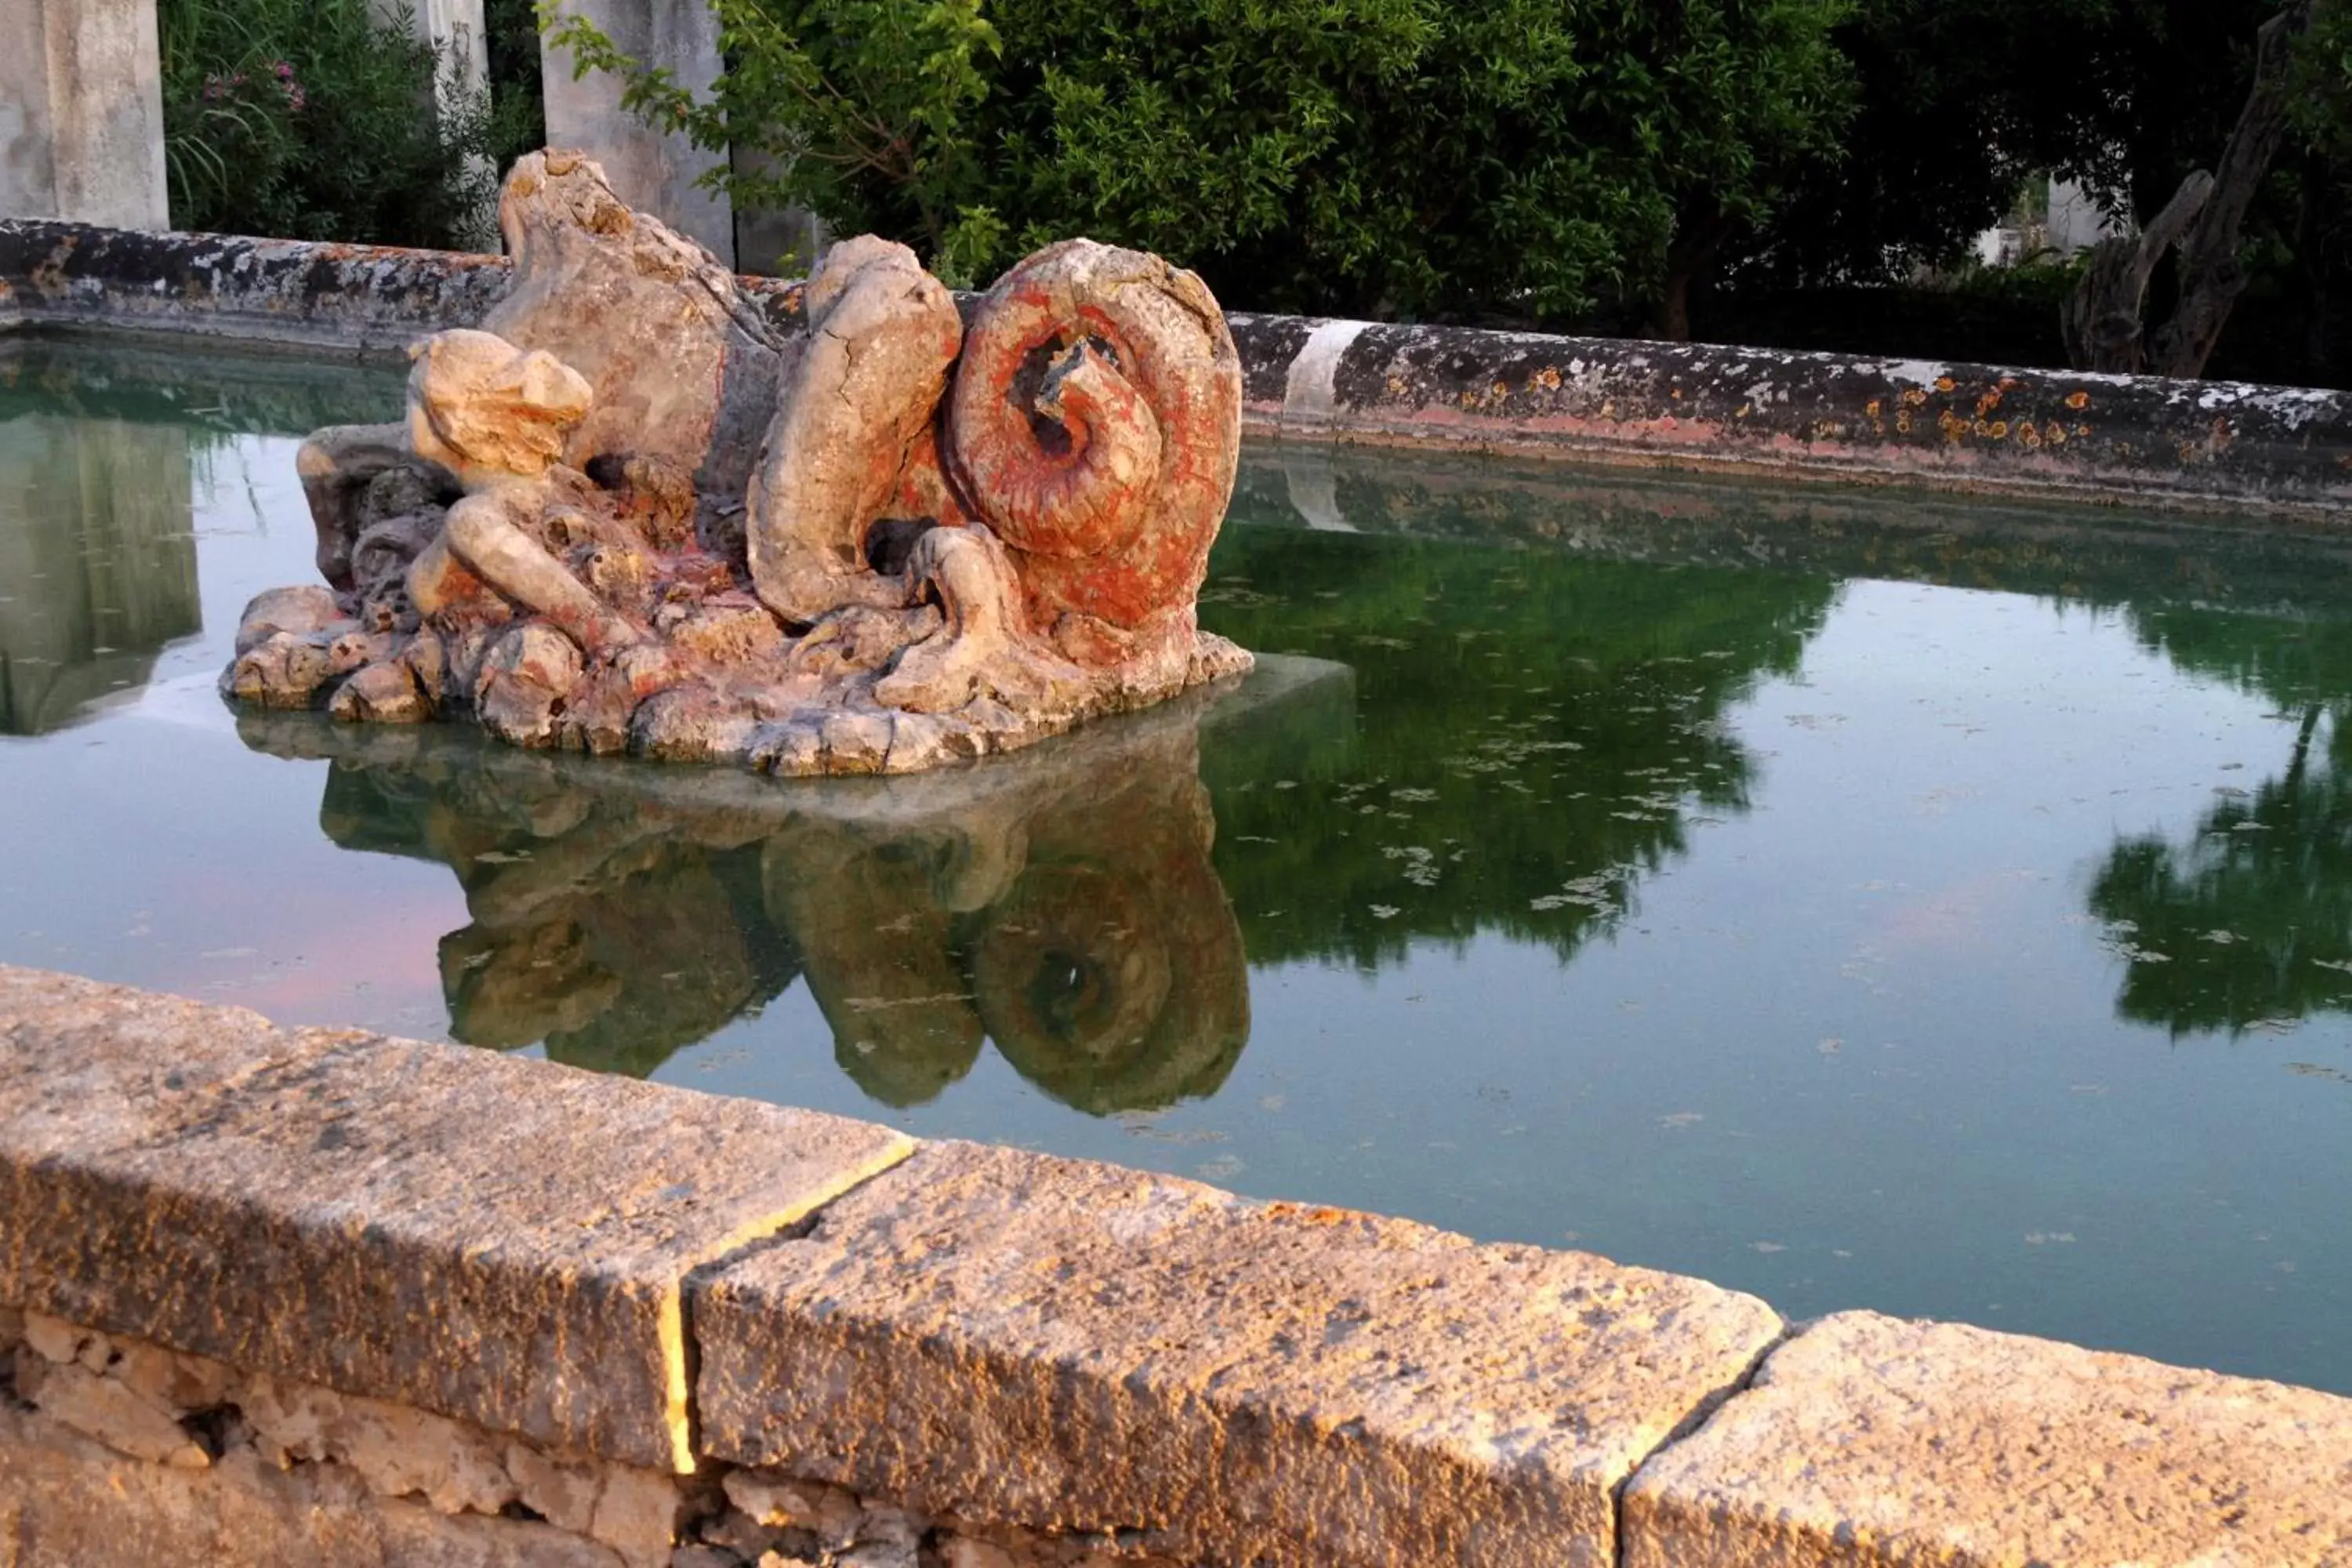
[234,515,1838,1097]
[2,339,405,441]
[0,339,403,737]
[2089,606,2352,1038]
[237,665,1340,1110]
[1234,445,2352,618]
[0,416,200,735]
[1197,528,1838,967]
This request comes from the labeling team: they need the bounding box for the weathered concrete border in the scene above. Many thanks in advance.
[9,218,2352,519]
[4,962,2350,1568]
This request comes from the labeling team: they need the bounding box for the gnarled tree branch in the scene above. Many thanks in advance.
[2063,171,2214,373]
[2064,0,2329,379]
[2154,0,2328,378]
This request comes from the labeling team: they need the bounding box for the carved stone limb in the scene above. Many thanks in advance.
[296,423,454,591]
[441,489,644,655]
[746,237,964,626]
[873,527,1048,716]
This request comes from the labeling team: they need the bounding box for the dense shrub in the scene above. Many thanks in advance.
[548,0,1856,318]
[158,0,535,249]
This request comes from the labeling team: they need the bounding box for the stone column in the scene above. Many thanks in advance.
[730,146,826,278]
[539,0,735,267]
[368,0,490,117]
[0,0,170,230]
[369,0,498,249]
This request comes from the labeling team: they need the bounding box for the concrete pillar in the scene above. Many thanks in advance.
[0,0,170,230]
[369,0,490,117]
[370,0,499,249]
[539,0,735,267]
[730,145,826,278]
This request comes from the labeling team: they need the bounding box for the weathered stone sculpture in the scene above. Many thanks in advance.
[226,151,1250,775]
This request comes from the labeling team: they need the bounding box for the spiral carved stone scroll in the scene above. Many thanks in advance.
[227,153,1252,777]
[949,240,1242,646]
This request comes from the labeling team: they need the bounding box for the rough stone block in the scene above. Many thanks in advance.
[694,1141,1783,1568]
[1621,1310,2352,1567]
[0,964,911,1472]
[11,1349,212,1467]
[241,1371,521,1515]
[0,1399,622,1567]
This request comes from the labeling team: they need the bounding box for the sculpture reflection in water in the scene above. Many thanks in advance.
[237,659,1347,1112]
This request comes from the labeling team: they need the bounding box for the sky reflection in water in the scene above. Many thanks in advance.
[1,341,2347,1395]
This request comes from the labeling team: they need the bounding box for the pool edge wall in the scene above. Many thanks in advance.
[9,217,2352,523]
[2,963,2347,1567]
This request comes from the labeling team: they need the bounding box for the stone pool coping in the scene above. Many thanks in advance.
[9,218,2352,521]
[3,961,2348,1567]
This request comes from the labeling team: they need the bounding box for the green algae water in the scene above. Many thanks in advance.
[4,338,2349,1395]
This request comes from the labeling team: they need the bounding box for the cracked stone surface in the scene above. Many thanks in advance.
[1621,1310,2352,1568]
[693,1140,1783,1568]
[0,964,911,1471]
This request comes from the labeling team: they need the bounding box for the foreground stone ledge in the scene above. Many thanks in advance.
[694,1139,1784,1568]
[1622,1309,2352,1568]
[0,965,912,1472]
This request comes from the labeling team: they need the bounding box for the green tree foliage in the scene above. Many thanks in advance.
[1194,527,1835,969]
[158,0,520,249]
[1738,0,2118,285]
[1738,0,2352,381]
[1747,0,2318,285]
[544,0,1007,280]
[546,0,1857,316]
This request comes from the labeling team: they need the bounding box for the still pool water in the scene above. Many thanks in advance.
[3,338,2349,1393]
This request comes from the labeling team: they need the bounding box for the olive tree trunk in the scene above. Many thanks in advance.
[2061,172,2212,372]
[2065,0,2327,379]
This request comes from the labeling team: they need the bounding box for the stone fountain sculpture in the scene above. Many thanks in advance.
[224,151,1250,775]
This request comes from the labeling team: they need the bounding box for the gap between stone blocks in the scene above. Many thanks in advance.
[1607,1312,1799,1568]
[665,1131,920,1475]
